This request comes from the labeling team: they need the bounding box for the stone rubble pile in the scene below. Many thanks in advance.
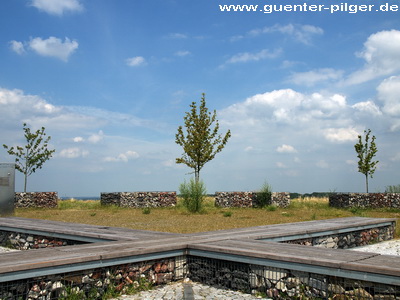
[215,192,290,208]
[15,192,58,208]
[285,225,395,249]
[329,193,400,208]
[0,231,83,250]
[100,192,177,208]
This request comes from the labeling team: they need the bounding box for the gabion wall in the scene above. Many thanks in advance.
[15,192,58,208]
[0,256,186,300]
[215,192,290,208]
[187,256,400,299]
[329,193,400,208]
[100,192,177,208]
[0,230,86,250]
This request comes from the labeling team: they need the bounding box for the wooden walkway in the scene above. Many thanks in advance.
[0,216,398,285]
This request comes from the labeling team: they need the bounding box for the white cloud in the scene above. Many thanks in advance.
[225,48,281,64]
[9,41,26,55]
[104,150,139,162]
[73,136,84,142]
[377,76,400,117]
[126,56,146,67]
[0,87,61,117]
[0,87,102,131]
[59,147,89,158]
[88,130,104,143]
[30,0,84,16]
[222,89,349,128]
[352,101,382,116]
[323,127,359,143]
[247,23,323,44]
[166,33,187,39]
[276,162,287,168]
[391,153,400,162]
[276,144,297,153]
[175,50,190,57]
[346,30,400,84]
[29,37,78,61]
[288,68,344,86]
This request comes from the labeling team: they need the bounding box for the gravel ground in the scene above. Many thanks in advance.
[349,239,400,255]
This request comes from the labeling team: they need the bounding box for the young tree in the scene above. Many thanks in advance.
[3,123,56,192]
[175,93,231,182]
[354,129,378,193]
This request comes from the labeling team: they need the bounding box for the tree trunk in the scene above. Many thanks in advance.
[365,173,369,193]
[24,173,27,193]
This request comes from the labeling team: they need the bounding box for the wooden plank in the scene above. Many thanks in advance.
[188,239,379,269]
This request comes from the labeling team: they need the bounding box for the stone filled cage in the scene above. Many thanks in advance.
[187,255,400,299]
[0,256,187,300]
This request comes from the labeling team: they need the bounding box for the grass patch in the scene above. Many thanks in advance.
[13,197,400,236]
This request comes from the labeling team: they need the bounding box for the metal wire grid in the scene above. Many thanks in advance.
[0,256,186,300]
[187,255,400,299]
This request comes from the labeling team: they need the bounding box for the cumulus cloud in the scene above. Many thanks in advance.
[352,101,382,116]
[288,68,344,86]
[126,56,146,67]
[104,150,139,162]
[9,40,26,55]
[0,87,102,131]
[346,30,400,84]
[30,0,84,16]
[377,76,400,117]
[59,147,89,158]
[28,37,78,61]
[222,89,349,128]
[276,144,297,153]
[0,87,61,118]
[323,127,359,143]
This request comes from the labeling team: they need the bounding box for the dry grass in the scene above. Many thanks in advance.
[14,197,400,236]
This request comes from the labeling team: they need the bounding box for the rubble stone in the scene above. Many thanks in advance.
[100,192,177,208]
[215,192,290,208]
[15,192,58,208]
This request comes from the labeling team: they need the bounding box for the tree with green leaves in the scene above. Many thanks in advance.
[354,129,378,193]
[175,93,231,182]
[3,123,55,192]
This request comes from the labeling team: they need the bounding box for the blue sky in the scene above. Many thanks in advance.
[1,0,400,197]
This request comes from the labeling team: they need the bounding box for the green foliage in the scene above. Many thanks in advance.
[142,207,151,214]
[385,184,400,193]
[58,200,101,210]
[175,93,231,182]
[256,181,272,208]
[266,205,277,211]
[179,178,207,213]
[223,211,232,217]
[3,123,55,192]
[354,129,378,193]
